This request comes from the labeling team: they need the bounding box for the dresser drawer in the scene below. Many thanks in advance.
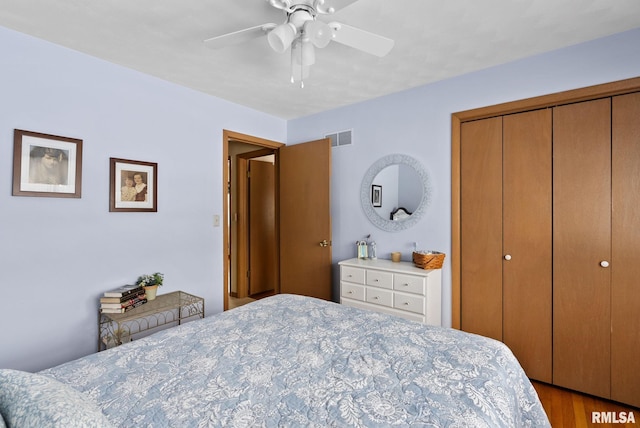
[366,270,393,289]
[341,266,365,284]
[393,293,425,315]
[341,282,365,301]
[366,287,393,308]
[338,258,442,326]
[394,273,425,295]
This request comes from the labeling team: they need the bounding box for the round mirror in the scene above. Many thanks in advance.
[360,154,431,232]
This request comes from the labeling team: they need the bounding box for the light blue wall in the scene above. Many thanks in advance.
[0,26,286,371]
[288,27,640,327]
[2,23,639,371]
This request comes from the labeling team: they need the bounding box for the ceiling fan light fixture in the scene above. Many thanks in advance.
[292,39,316,66]
[267,22,297,53]
[304,20,332,48]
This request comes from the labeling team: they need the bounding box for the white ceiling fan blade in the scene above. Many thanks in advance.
[315,0,360,14]
[329,22,394,57]
[204,24,275,49]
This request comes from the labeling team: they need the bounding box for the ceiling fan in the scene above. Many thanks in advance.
[204,0,394,86]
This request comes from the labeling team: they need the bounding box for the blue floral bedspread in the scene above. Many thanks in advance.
[41,294,550,427]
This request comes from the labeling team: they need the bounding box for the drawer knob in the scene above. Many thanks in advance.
[373,296,379,300]
[403,302,410,306]
[348,290,353,294]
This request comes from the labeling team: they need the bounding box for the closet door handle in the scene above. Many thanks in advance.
[600,260,610,268]
[504,254,512,261]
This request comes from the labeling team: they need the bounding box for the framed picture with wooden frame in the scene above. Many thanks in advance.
[109,158,157,212]
[12,129,83,198]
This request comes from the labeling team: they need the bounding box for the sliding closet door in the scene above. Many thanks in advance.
[460,117,503,341]
[553,99,611,398]
[611,92,640,408]
[502,110,552,382]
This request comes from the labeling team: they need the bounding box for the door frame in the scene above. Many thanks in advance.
[451,76,640,329]
[223,130,284,311]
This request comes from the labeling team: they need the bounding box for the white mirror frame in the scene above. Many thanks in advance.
[360,154,432,232]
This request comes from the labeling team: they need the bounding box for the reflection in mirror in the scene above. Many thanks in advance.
[361,154,431,232]
[371,164,423,219]
[390,207,411,221]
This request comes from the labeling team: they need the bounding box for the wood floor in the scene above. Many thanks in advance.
[228,296,255,310]
[532,381,639,427]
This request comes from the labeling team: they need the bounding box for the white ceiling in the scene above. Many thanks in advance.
[1,0,640,119]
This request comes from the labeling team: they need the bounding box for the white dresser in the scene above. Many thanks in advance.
[338,258,442,326]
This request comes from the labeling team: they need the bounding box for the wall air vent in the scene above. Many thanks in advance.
[325,129,353,147]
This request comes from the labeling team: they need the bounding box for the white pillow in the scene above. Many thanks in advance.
[0,369,114,428]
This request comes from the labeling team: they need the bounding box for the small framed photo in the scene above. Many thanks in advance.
[372,184,382,207]
[109,158,157,212]
[12,129,83,198]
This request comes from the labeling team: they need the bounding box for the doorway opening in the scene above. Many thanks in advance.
[223,130,284,311]
[236,149,277,299]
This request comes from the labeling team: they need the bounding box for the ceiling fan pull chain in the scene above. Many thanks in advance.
[299,38,305,88]
[290,40,297,84]
[289,39,305,88]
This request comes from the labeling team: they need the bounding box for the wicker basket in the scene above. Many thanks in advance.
[412,251,445,269]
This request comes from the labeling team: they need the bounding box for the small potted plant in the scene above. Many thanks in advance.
[135,272,164,300]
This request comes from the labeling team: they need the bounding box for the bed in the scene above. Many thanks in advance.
[0,294,549,427]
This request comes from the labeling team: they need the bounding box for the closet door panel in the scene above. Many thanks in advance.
[553,99,611,398]
[460,117,503,341]
[611,92,640,407]
[503,110,552,382]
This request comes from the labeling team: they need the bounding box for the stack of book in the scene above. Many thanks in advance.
[100,285,147,313]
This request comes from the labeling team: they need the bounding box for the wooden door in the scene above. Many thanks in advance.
[611,92,640,407]
[248,159,277,296]
[502,109,552,382]
[460,117,503,341]
[553,99,611,398]
[279,139,332,300]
